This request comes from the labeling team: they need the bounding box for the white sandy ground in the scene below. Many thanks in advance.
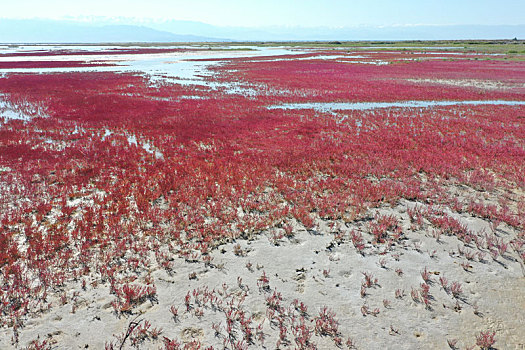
[404,78,525,91]
[1,196,524,349]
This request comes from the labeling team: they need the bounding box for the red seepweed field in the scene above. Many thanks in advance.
[0,45,524,349]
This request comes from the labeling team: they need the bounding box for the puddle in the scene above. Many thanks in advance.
[142,142,164,160]
[0,98,44,122]
[270,100,525,112]
[337,60,390,65]
[127,134,164,160]
[0,104,30,121]
[247,54,366,63]
[101,129,164,159]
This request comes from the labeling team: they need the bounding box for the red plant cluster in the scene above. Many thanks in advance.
[212,52,525,102]
[476,330,496,349]
[111,283,157,315]
[0,49,524,339]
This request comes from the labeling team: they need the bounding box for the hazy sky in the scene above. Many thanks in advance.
[2,0,524,27]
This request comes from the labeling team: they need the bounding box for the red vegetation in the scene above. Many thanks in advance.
[0,50,524,337]
[476,330,496,349]
[212,52,525,102]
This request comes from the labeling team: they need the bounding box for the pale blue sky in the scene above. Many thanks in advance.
[2,0,523,27]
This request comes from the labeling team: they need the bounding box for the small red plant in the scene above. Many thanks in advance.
[476,330,496,349]
[450,282,463,299]
[314,307,339,338]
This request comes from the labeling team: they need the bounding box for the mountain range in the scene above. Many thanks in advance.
[0,18,523,43]
[0,19,226,43]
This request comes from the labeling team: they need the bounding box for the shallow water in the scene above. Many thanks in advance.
[0,45,309,86]
[0,45,314,98]
[270,100,525,112]
[0,100,33,121]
